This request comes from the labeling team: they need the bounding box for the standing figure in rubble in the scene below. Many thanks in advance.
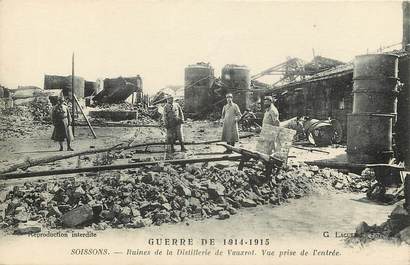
[262,96,280,152]
[163,96,187,152]
[262,96,280,127]
[51,97,74,151]
[221,93,242,153]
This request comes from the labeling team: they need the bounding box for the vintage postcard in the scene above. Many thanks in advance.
[0,0,409,264]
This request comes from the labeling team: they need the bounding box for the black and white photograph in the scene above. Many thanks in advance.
[0,1,409,264]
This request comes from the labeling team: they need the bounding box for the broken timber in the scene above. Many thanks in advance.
[74,95,97,138]
[217,143,283,166]
[75,122,161,128]
[0,155,242,180]
[217,143,285,180]
[305,160,367,171]
[291,145,330,154]
[0,134,254,174]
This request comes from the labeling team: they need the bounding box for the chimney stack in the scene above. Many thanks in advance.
[403,1,410,50]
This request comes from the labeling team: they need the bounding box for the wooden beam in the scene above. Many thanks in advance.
[305,160,367,170]
[75,122,161,128]
[292,145,330,154]
[74,95,97,139]
[0,155,242,180]
[0,134,254,174]
[71,53,75,135]
[217,143,284,167]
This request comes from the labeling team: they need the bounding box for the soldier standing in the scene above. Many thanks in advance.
[163,96,187,152]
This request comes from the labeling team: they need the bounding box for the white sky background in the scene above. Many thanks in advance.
[0,0,403,94]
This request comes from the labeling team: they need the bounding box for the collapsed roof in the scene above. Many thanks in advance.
[93,76,143,104]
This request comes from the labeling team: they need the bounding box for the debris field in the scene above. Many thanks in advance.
[1,160,371,234]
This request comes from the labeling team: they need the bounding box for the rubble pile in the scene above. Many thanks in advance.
[0,162,370,234]
[311,167,370,193]
[151,91,171,105]
[0,107,32,139]
[86,102,156,124]
[135,106,157,124]
[346,204,410,246]
[93,102,135,110]
[0,99,52,140]
[205,109,222,121]
[28,97,52,123]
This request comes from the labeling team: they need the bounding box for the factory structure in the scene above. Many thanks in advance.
[43,74,143,105]
[0,1,408,170]
[183,2,410,168]
[2,1,410,254]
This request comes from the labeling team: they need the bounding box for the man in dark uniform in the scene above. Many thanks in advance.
[163,96,187,152]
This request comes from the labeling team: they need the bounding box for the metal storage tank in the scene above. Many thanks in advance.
[184,63,214,114]
[405,85,410,170]
[44,75,66,90]
[221,64,251,111]
[353,79,398,114]
[347,54,399,164]
[353,54,398,79]
[65,75,85,99]
[44,74,85,99]
[397,49,410,169]
[352,54,399,114]
[347,113,394,164]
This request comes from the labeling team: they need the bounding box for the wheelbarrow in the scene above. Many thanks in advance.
[217,126,295,181]
[217,143,286,181]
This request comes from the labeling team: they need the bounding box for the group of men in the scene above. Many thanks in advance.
[162,93,280,153]
[49,93,280,153]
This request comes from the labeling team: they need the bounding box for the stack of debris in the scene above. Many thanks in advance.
[303,56,345,75]
[0,162,370,234]
[0,107,32,139]
[204,109,222,121]
[0,98,52,140]
[315,168,369,192]
[28,97,52,123]
[346,203,410,245]
[93,76,142,104]
[151,91,171,105]
[92,102,134,110]
[84,102,156,125]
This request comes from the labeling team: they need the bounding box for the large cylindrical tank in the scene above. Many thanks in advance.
[353,54,399,114]
[221,64,250,111]
[353,79,398,114]
[353,54,398,79]
[184,63,214,113]
[65,75,85,99]
[406,66,410,170]
[397,50,410,170]
[44,74,84,99]
[348,54,398,164]
[347,113,394,164]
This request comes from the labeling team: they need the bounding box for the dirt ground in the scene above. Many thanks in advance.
[0,121,407,265]
[0,120,347,175]
[0,193,407,265]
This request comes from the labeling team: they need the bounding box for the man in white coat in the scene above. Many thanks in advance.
[221,93,242,153]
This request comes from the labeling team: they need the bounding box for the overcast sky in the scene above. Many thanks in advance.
[0,0,403,94]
